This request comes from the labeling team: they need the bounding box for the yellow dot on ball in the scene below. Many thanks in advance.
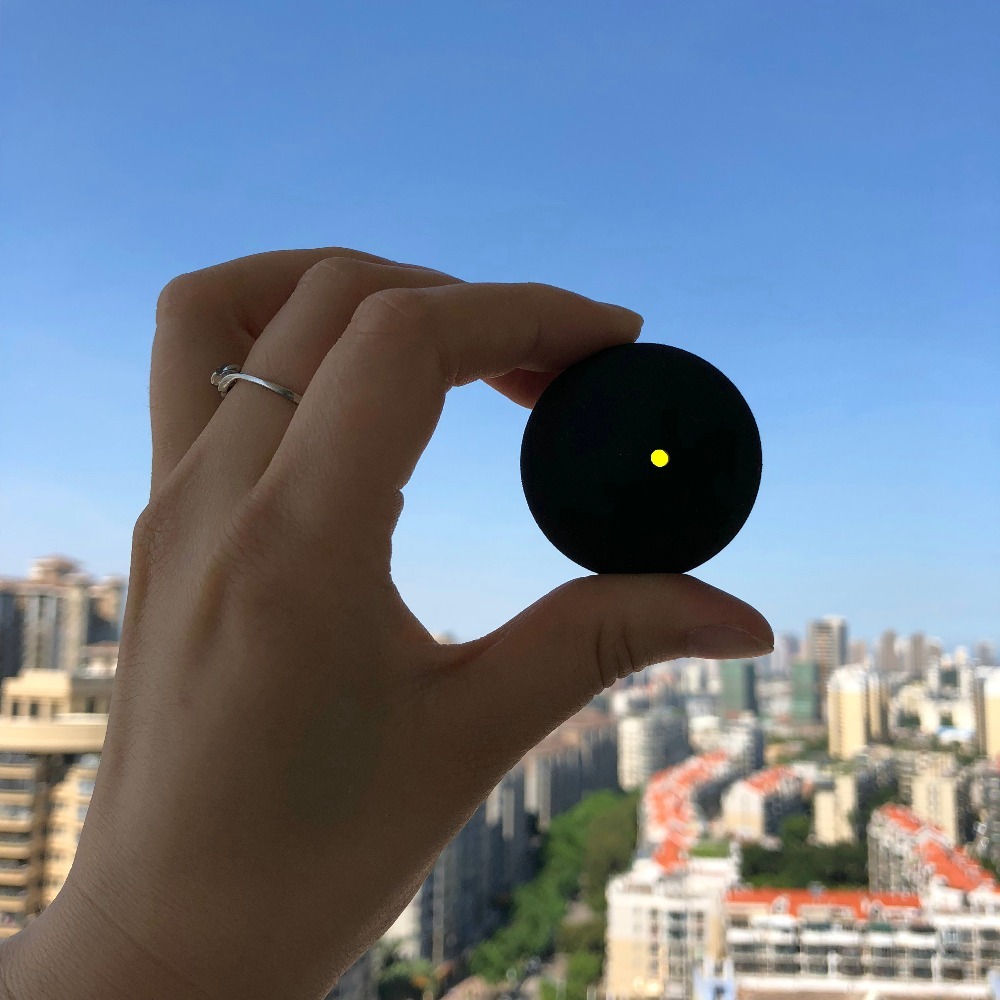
[650,449,670,467]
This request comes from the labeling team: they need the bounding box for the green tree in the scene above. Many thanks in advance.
[780,813,810,846]
[471,789,639,982]
[565,951,603,1000]
[580,792,639,912]
[741,807,868,889]
[378,960,440,1000]
[556,916,606,956]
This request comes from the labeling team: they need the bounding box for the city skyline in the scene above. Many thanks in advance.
[1,553,996,667]
[2,3,998,650]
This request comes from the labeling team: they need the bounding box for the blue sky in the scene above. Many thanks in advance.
[1,1,997,650]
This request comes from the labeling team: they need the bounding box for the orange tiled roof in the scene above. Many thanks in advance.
[745,766,795,796]
[874,804,998,893]
[919,840,995,893]
[725,887,922,920]
[644,751,734,874]
[875,803,925,834]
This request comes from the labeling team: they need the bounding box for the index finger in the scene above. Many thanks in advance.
[149,246,448,497]
[257,282,644,576]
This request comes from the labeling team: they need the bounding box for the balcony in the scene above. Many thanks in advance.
[800,929,861,947]
[763,929,797,945]
[0,779,35,793]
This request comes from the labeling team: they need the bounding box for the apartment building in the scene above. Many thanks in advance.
[617,708,688,792]
[607,749,746,1000]
[716,886,1000,989]
[827,665,889,759]
[868,803,996,897]
[0,627,115,939]
[974,669,1000,758]
[484,764,531,904]
[522,708,618,829]
[910,753,972,846]
[971,756,1000,869]
[813,750,895,845]
[640,751,743,862]
[605,856,738,1000]
[720,766,804,843]
[0,557,125,680]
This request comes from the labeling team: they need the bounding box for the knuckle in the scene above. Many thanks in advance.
[298,255,372,295]
[356,287,434,331]
[351,289,448,379]
[130,493,179,571]
[155,269,216,323]
[593,616,640,692]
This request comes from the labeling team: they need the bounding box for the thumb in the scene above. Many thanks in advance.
[466,573,773,756]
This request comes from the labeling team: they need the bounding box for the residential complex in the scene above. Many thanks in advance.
[3,558,1000,998]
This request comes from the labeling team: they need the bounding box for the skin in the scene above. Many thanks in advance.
[0,247,773,1000]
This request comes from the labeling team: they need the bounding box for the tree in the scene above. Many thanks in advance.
[471,789,639,982]
[556,916,606,956]
[780,813,810,846]
[580,792,639,912]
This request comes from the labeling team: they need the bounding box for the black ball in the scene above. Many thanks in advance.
[520,342,762,574]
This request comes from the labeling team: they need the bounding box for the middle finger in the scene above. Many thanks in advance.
[195,257,464,512]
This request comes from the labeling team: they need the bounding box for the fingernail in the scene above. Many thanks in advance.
[686,624,773,659]
[606,303,644,327]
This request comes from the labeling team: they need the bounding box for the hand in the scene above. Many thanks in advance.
[3,247,772,1000]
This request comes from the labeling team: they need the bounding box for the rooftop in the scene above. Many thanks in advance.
[645,750,734,874]
[873,803,998,893]
[725,887,922,920]
[743,765,796,796]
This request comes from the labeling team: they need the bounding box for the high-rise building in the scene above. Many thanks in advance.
[908,632,927,677]
[719,660,757,720]
[813,750,896,845]
[617,708,689,791]
[976,640,997,667]
[484,764,531,903]
[910,754,972,847]
[866,668,889,742]
[849,638,868,666]
[826,667,888,760]
[0,646,116,939]
[522,707,618,828]
[973,669,1000,759]
[806,616,848,715]
[384,800,491,963]
[878,629,898,674]
[790,659,821,722]
[0,585,22,684]
[0,558,125,678]
[770,632,800,677]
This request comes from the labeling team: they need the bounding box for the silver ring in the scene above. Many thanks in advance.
[210,365,302,406]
